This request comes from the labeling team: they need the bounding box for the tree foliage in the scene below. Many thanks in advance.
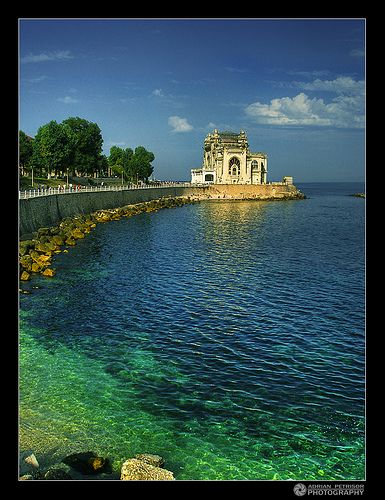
[31,120,72,177]
[19,116,154,181]
[107,145,154,182]
[62,117,103,176]
[19,131,34,172]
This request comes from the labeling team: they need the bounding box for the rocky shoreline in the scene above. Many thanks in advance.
[19,196,198,283]
[20,451,175,480]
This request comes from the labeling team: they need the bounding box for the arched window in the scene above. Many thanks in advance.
[228,157,240,176]
[251,160,258,170]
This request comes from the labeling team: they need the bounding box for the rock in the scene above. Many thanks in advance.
[35,241,54,253]
[25,453,39,468]
[120,458,174,480]
[19,240,35,256]
[31,262,43,273]
[20,271,31,281]
[71,228,85,239]
[62,451,111,475]
[42,268,56,277]
[37,227,51,237]
[29,250,42,263]
[134,453,165,467]
[19,474,33,480]
[38,254,52,263]
[51,234,65,246]
[44,468,73,480]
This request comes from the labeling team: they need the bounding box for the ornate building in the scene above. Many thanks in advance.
[191,129,267,185]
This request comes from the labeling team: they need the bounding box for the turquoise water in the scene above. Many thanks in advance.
[19,182,365,480]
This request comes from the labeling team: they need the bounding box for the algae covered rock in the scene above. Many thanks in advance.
[42,268,56,277]
[62,451,111,475]
[120,458,174,480]
[20,271,31,281]
[44,468,72,480]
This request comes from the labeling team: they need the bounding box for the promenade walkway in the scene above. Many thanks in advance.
[19,182,193,199]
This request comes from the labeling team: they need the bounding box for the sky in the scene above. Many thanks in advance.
[19,18,365,182]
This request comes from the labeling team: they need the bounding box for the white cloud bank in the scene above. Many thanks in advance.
[168,115,193,132]
[245,77,365,129]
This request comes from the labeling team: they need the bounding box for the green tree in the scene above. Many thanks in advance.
[62,117,103,176]
[31,120,72,178]
[108,145,154,182]
[97,154,109,177]
[108,146,124,177]
[108,146,134,181]
[131,146,155,182]
[19,131,34,175]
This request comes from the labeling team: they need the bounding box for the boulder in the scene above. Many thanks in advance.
[51,235,64,246]
[31,262,43,273]
[35,241,53,253]
[20,271,30,281]
[62,451,111,475]
[134,453,165,467]
[42,268,55,277]
[19,240,35,256]
[29,249,43,263]
[71,228,85,239]
[20,255,33,272]
[120,458,174,480]
[24,453,39,468]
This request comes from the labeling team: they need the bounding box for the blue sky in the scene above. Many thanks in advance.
[19,18,365,182]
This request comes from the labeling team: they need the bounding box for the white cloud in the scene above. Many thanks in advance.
[152,88,164,97]
[168,115,193,132]
[21,50,73,64]
[295,76,364,94]
[57,96,78,104]
[245,92,364,129]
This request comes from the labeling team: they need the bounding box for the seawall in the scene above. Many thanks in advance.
[19,183,304,239]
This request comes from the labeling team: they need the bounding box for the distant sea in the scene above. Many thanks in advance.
[19,181,365,480]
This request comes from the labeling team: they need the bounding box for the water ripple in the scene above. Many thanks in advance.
[20,183,365,480]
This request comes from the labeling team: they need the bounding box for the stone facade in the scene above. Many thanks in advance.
[191,129,267,185]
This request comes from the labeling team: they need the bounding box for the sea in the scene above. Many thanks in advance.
[19,182,366,481]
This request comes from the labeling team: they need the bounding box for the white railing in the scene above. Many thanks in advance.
[19,182,193,199]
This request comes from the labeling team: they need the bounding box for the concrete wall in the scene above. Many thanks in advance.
[19,186,206,238]
[19,183,301,239]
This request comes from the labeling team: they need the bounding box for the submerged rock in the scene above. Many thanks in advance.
[62,451,111,475]
[44,468,73,480]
